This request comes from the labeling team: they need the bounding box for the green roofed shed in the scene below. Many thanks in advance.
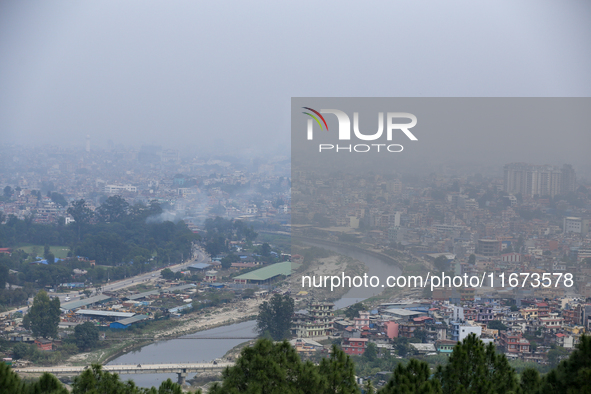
[234,262,298,285]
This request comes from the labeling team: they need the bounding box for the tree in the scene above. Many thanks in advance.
[161,268,175,280]
[364,380,376,394]
[344,302,365,319]
[74,321,99,351]
[153,378,185,394]
[364,342,378,362]
[541,335,591,394]
[434,255,450,272]
[3,186,13,198]
[242,288,256,299]
[67,199,93,240]
[210,339,317,394]
[436,333,517,394]
[546,346,569,368]
[71,364,143,394]
[487,320,507,332]
[318,345,359,394]
[380,359,442,394]
[256,294,294,340]
[50,192,68,207]
[12,342,35,360]
[520,368,541,394]
[0,263,8,289]
[413,329,428,343]
[0,362,26,393]
[27,290,60,338]
[97,195,129,223]
[261,242,272,257]
[221,253,240,270]
[394,338,411,358]
[467,254,476,265]
[28,372,69,394]
[205,236,227,257]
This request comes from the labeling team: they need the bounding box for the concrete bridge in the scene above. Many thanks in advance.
[13,362,234,385]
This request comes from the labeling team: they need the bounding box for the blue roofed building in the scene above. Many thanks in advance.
[110,315,149,330]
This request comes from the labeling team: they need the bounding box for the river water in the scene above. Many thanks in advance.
[108,240,400,388]
[106,320,257,388]
[300,241,401,309]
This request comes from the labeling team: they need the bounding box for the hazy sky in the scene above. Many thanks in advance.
[1,1,590,158]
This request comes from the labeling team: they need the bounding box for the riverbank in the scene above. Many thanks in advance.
[63,296,265,367]
[52,239,416,374]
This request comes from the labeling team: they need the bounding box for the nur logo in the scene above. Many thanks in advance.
[302,107,418,153]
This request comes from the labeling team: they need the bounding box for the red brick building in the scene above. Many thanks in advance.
[34,338,52,351]
[342,337,368,356]
[499,331,530,354]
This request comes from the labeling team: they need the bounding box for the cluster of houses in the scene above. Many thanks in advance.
[291,297,591,364]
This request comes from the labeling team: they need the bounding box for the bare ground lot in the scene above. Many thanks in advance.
[291,246,366,302]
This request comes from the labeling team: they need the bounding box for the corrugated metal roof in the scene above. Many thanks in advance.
[127,290,160,300]
[234,262,295,281]
[383,308,425,316]
[75,310,135,318]
[188,262,211,270]
[163,284,196,293]
[60,294,110,311]
[112,314,149,326]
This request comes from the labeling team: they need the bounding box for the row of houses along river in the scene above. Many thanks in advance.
[108,238,402,388]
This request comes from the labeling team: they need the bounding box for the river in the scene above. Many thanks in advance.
[108,239,401,388]
[106,320,257,388]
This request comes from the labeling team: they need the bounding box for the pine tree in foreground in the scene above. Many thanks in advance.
[435,333,518,394]
[379,359,441,394]
[540,335,591,394]
[208,339,360,394]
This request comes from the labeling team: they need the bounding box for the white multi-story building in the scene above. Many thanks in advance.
[564,217,589,236]
[504,163,573,198]
[104,184,137,194]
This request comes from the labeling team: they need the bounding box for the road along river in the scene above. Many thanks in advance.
[108,239,401,387]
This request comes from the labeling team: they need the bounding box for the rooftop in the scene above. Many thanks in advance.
[234,262,298,281]
[60,294,110,311]
[383,308,426,317]
[188,262,211,270]
[113,314,149,325]
[126,290,160,300]
[75,310,135,318]
[162,283,197,293]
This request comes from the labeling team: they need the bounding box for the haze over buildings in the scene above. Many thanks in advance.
[1,1,591,166]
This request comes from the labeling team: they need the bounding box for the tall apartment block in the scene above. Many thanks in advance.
[503,163,575,198]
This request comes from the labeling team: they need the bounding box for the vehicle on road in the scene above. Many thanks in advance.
[64,296,71,302]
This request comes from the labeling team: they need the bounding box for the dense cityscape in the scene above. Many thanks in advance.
[0,141,590,392]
